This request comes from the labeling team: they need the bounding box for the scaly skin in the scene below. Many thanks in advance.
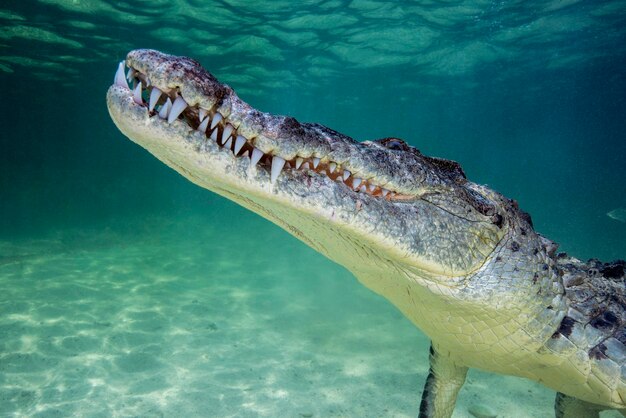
[106,49,625,417]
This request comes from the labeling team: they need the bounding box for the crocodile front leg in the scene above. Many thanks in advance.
[419,344,468,418]
[555,393,626,418]
[554,392,604,418]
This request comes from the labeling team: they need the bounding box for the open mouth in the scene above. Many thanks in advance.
[112,61,412,201]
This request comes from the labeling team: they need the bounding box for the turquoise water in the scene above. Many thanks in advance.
[1,1,625,417]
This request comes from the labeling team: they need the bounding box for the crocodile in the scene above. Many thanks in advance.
[106,49,626,417]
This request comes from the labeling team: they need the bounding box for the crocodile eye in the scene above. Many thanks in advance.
[380,137,407,151]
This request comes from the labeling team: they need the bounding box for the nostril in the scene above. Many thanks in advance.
[386,140,404,150]
[380,137,409,151]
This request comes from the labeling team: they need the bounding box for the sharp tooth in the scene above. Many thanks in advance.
[313,157,320,169]
[368,184,376,192]
[223,137,232,150]
[352,178,362,188]
[234,135,246,155]
[241,150,250,158]
[343,170,351,181]
[328,162,336,173]
[250,148,263,166]
[295,157,303,169]
[126,67,133,81]
[149,87,162,111]
[199,108,208,122]
[359,185,367,193]
[158,98,172,119]
[301,162,310,170]
[197,116,209,133]
[381,188,390,197]
[211,113,222,129]
[132,83,143,105]
[270,156,286,183]
[210,129,218,142]
[222,124,233,145]
[167,96,188,123]
[145,77,151,87]
[114,61,128,88]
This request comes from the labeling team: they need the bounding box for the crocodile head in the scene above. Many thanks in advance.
[107,50,565,356]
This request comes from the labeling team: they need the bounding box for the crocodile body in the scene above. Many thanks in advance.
[106,49,625,417]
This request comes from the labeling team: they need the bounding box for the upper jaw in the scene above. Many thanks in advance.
[113,49,473,200]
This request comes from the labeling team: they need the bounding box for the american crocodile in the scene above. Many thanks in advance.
[106,49,626,417]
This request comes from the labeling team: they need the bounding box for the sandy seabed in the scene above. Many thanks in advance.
[0,217,621,418]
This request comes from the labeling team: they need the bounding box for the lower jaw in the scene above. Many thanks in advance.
[107,85,350,219]
[108,85,270,195]
[107,85,455,276]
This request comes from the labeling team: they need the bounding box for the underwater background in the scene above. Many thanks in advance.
[1,1,625,417]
